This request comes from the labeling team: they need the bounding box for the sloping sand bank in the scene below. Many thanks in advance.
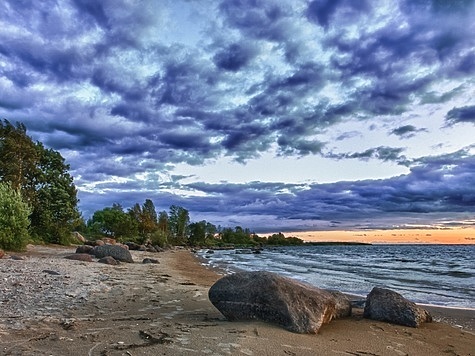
[1,245,474,355]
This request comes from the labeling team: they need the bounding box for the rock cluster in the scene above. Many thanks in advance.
[0,243,165,331]
[209,271,432,334]
[66,239,167,265]
[209,271,351,334]
[0,246,111,330]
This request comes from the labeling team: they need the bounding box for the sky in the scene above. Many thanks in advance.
[1,0,474,237]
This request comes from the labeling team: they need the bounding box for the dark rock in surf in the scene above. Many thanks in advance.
[208,271,350,333]
[363,287,432,327]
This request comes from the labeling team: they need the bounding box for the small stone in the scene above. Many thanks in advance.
[42,270,61,275]
[64,254,93,262]
[143,258,159,264]
[98,256,120,265]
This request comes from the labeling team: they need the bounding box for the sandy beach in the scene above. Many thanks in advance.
[1,245,474,355]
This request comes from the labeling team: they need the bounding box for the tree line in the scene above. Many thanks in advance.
[0,120,302,251]
[83,200,303,247]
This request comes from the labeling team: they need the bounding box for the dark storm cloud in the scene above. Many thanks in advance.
[318,0,475,116]
[78,149,475,231]
[390,125,428,139]
[335,131,362,141]
[180,151,475,230]
[219,0,292,42]
[1,0,474,230]
[306,0,370,28]
[328,147,407,164]
[213,43,258,71]
[3,0,473,163]
[445,106,475,126]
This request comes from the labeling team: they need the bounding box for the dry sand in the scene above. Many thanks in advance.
[0,245,474,355]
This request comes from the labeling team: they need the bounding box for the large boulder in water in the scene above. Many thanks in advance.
[208,271,351,334]
[93,245,134,263]
[363,287,432,327]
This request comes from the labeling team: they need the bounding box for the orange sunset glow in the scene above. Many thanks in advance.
[285,228,475,244]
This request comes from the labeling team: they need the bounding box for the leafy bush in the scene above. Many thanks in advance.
[150,230,168,247]
[0,183,31,251]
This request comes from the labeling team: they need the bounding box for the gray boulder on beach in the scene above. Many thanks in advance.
[363,287,432,327]
[208,271,351,334]
[64,253,93,262]
[75,245,94,254]
[93,245,134,263]
[98,256,120,265]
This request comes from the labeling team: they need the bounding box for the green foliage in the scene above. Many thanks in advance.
[0,183,31,251]
[168,205,190,245]
[29,144,80,244]
[149,229,168,247]
[87,203,138,240]
[157,210,168,234]
[0,120,80,245]
[220,226,256,245]
[128,199,158,238]
[86,201,304,248]
[188,220,217,246]
[0,120,38,193]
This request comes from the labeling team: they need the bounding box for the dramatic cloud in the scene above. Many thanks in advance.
[446,106,475,126]
[1,0,474,231]
[390,125,428,139]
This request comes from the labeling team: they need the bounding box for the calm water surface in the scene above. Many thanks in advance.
[198,244,475,308]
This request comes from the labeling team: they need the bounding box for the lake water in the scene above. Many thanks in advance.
[197,244,475,309]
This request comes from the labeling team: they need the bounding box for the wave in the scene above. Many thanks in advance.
[198,244,475,308]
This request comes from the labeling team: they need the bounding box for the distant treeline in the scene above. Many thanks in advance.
[82,201,305,247]
[304,242,371,246]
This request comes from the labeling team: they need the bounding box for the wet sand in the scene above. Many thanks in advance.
[1,245,474,355]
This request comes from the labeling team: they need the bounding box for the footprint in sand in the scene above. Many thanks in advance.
[386,345,408,355]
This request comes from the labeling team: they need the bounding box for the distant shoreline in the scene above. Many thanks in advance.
[274,228,475,244]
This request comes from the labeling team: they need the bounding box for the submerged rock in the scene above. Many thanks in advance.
[208,271,350,334]
[363,287,432,327]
